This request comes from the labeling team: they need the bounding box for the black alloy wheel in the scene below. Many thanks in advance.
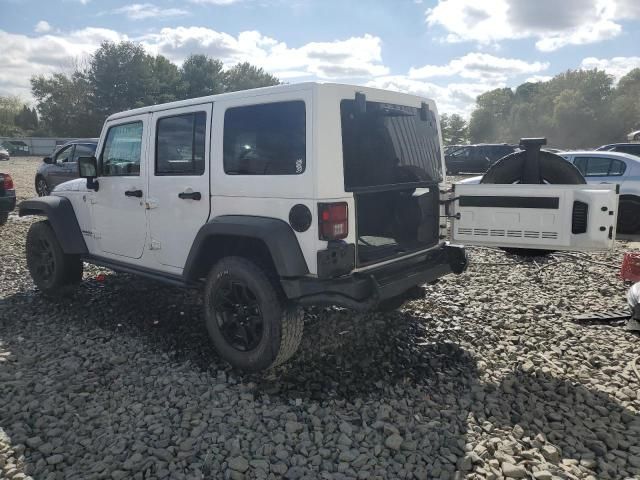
[212,277,264,352]
[36,177,49,196]
[31,236,56,283]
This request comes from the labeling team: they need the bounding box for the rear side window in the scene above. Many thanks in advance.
[72,144,96,162]
[573,156,626,176]
[101,122,143,176]
[224,101,306,175]
[156,112,206,175]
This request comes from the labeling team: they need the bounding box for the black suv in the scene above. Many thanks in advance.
[445,144,519,174]
[0,172,16,226]
[596,143,640,158]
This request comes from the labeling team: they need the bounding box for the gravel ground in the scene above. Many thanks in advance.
[1,158,639,480]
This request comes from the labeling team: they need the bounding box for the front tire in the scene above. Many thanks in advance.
[26,221,83,296]
[204,257,304,371]
[36,176,50,197]
[0,211,8,226]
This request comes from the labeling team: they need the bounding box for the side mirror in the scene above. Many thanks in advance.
[78,156,99,191]
[43,156,53,164]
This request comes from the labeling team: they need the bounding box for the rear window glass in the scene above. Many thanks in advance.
[341,99,442,190]
[223,101,306,175]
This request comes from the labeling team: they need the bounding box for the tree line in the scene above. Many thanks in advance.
[27,41,279,137]
[0,96,40,137]
[466,68,640,148]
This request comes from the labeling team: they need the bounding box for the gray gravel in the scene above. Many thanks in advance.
[1,159,639,480]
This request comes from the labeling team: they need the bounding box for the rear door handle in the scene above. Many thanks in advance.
[178,191,201,200]
[125,190,143,198]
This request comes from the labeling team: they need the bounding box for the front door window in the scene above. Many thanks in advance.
[101,122,143,176]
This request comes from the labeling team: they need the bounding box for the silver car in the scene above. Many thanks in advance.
[561,151,640,233]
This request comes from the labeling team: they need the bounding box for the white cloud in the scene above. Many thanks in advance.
[34,21,51,34]
[113,3,189,20]
[0,28,127,99]
[580,56,640,81]
[141,28,388,78]
[188,0,243,4]
[425,0,633,51]
[525,75,553,83]
[409,53,548,82]
[367,75,500,117]
[0,26,387,100]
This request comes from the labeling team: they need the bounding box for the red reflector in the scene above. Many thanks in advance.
[318,202,348,240]
[2,174,13,190]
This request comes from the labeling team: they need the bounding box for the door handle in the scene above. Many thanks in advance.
[125,189,143,198]
[178,191,202,201]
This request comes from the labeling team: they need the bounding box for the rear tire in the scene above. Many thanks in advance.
[618,195,640,234]
[204,257,304,371]
[481,151,585,257]
[0,211,8,226]
[26,220,83,296]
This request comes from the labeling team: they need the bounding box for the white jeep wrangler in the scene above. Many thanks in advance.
[19,83,619,371]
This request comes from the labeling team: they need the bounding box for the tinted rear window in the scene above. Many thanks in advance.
[223,101,306,175]
[614,145,640,156]
[341,100,441,190]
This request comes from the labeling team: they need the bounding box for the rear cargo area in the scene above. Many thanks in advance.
[340,97,443,266]
[355,187,440,265]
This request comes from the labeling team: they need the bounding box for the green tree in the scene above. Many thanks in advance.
[224,62,280,92]
[149,55,182,104]
[87,41,156,118]
[446,114,468,145]
[439,113,449,142]
[440,113,468,145]
[609,68,640,140]
[30,41,282,137]
[180,54,225,99]
[14,105,38,131]
[0,96,23,135]
[468,88,514,143]
[31,72,97,136]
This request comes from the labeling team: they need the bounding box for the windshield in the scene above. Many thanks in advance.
[341,99,442,191]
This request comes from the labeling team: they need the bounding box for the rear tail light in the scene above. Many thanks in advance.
[318,202,348,240]
[2,174,13,190]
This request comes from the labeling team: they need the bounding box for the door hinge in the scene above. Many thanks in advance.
[145,198,159,210]
[149,239,162,250]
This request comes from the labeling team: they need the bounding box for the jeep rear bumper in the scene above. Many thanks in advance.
[281,243,468,311]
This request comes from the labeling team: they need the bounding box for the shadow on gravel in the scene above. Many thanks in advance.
[1,272,220,370]
[2,276,638,478]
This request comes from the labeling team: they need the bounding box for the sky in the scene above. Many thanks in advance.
[1,0,640,116]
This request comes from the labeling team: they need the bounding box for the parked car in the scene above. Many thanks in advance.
[18,83,618,371]
[596,143,640,157]
[458,150,640,234]
[561,151,640,233]
[0,172,16,226]
[445,143,519,174]
[0,145,9,161]
[3,140,30,156]
[628,130,640,142]
[35,139,98,196]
